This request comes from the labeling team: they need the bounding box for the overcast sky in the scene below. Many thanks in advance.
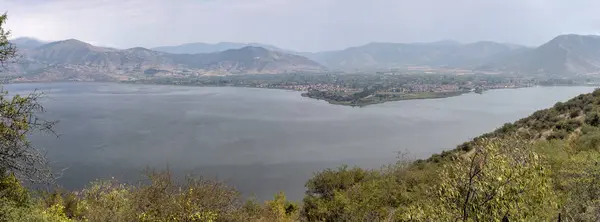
[3,0,600,52]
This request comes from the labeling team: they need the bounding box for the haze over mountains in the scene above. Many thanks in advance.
[482,35,600,76]
[7,38,325,81]
[151,42,289,54]
[5,34,600,81]
[303,41,528,71]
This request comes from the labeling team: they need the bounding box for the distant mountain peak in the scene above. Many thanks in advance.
[11,36,44,42]
[10,37,47,50]
[237,46,270,52]
[547,34,600,44]
[43,39,94,49]
[62,39,91,45]
[127,47,153,51]
[151,42,289,54]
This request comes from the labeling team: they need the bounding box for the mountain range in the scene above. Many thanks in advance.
[481,34,600,76]
[302,41,528,71]
[6,38,325,81]
[6,34,600,81]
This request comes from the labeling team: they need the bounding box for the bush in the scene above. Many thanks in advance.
[555,119,581,132]
[585,112,600,127]
[32,170,254,221]
[399,138,558,221]
[302,166,379,221]
[575,130,600,152]
[548,130,569,140]
[570,109,581,118]
[584,104,594,113]
[0,172,72,222]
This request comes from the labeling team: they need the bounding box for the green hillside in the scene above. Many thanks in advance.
[300,88,600,221]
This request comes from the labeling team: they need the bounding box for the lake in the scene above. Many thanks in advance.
[3,82,596,200]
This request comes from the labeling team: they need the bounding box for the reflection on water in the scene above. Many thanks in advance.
[5,82,596,200]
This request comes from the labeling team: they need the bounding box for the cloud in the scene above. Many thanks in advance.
[3,0,600,51]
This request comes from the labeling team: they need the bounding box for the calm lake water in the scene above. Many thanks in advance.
[3,83,597,200]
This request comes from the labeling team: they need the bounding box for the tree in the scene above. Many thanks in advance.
[0,13,56,183]
[0,13,17,68]
[401,137,558,221]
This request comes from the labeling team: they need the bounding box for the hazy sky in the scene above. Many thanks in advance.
[3,0,600,52]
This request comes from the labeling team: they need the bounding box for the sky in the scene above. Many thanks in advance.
[2,0,600,52]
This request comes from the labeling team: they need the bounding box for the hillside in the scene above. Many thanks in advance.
[481,34,600,76]
[7,39,326,81]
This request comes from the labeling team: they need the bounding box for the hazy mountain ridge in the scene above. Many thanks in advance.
[304,34,600,76]
[6,39,326,81]
[9,34,600,80]
[9,37,47,50]
[150,40,529,71]
[481,34,600,76]
[151,42,290,54]
[304,41,529,70]
[169,46,325,74]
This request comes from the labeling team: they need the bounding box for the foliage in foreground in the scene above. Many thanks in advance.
[1,169,300,222]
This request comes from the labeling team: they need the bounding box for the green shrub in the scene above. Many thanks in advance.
[302,166,379,221]
[575,130,600,152]
[585,112,600,127]
[0,172,72,222]
[399,138,558,221]
[548,130,569,140]
[570,109,581,118]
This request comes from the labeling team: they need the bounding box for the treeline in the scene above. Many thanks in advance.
[1,170,300,221]
[302,86,380,106]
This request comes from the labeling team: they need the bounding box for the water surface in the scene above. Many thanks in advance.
[4,83,596,200]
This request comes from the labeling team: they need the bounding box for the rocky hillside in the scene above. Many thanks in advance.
[6,39,326,81]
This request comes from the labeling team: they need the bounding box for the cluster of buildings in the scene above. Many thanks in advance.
[386,84,461,93]
[274,83,354,92]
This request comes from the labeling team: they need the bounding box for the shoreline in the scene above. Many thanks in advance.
[6,80,598,107]
[301,90,471,107]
